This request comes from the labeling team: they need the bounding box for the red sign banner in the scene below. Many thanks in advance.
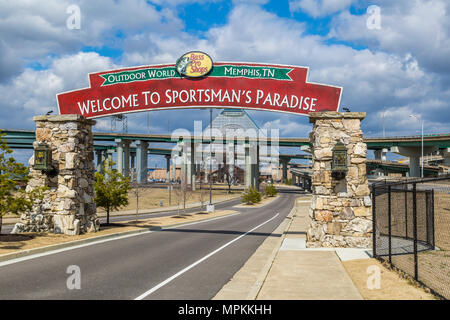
[57,62,342,119]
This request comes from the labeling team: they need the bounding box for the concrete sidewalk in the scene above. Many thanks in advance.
[214,197,370,300]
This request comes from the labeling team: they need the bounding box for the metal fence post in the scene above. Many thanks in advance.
[388,185,392,264]
[372,184,376,258]
[413,183,418,281]
[431,189,435,248]
[404,189,408,238]
[425,190,430,245]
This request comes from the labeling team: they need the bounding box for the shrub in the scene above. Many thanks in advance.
[241,187,262,204]
[265,183,278,197]
[285,178,292,185]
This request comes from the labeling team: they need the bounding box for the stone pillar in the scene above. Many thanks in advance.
[165,155,171,182]
[306,112,372,248]
[136,140,148,183]
[13,115,99,235]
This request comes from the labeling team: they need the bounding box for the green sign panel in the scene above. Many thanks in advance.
[100,65,293,86]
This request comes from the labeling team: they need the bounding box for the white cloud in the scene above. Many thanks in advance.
[263,118,311,137]
[0,52,115,128]
[289,0,355,17]
[0,0,449,140]
[0,0,184,83]
[329,0,450,75]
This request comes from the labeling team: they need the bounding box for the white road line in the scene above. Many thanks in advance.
[0,212,241,268]
[163,212,241,230]
[134,213,280,300]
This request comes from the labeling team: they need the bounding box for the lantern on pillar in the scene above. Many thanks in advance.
[331,141,347,179]
[33,143,52,171]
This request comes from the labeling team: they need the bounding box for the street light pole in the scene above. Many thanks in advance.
[421,119,424,178]
[209,108,213,205]
[409,114,424,178]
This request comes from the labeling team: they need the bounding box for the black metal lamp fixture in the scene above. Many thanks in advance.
[33,143,57,176]
[34,143,52,170]
[331,141,348,179]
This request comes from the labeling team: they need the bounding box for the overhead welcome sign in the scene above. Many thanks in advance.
[57,52,342,119]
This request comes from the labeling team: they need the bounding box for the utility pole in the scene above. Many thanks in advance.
[209,108,213,206]
[409,114,424,178]
[421,120,424,178]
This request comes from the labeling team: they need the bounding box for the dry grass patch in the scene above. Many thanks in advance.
[0,210,237,256]
[97,187,239,214]
[234,194,280,208]
[342,258,437,300]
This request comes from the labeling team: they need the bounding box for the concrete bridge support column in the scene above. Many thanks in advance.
[165,155,171,183]
[374,148,387,161]
[390,146,437,177]
[96,150,103,173]
[172,156,177,182]
[204,154,209,184]
[186,154,191,185]
[115,139,124,175]
[307,112,372,248]
[441,148,450,166]
[253,144,260,190]
[105,149,114,179]
[136,140,148,184]
[130,151,136,177]
[281,159,288,183]
[190,142,196,191]
[245,143,252,189]
[123,140,130,178]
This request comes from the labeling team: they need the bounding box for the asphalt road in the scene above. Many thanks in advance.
[0,189,302,300]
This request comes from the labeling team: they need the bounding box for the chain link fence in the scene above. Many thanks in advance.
[372,174,450,299]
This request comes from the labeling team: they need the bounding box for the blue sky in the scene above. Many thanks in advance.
[1,0,449,164]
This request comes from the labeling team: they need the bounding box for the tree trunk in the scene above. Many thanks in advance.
[0,215,2,234]
[107,208,110,225]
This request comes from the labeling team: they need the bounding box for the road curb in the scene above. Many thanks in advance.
[0,211,240,264]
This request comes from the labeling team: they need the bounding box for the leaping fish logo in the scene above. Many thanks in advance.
[175,51,213,78]
[175,56,191,76]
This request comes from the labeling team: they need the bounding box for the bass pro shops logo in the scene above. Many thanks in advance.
[175,51,213,78]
